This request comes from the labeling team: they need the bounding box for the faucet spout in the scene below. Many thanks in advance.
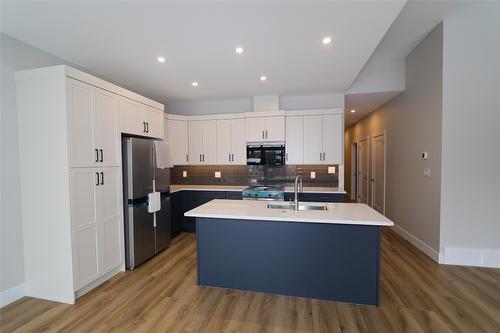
[294,175,303,211]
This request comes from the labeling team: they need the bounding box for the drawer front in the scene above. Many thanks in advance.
[285,192,345,203]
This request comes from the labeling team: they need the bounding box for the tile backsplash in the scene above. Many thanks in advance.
[170,165,339,187]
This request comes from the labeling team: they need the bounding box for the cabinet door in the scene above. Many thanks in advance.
[285,116,303,164]
[67,79,96,168]
[143,107,164,139]
[70,168,100,289]
[322,114,343,164]
[246,117,266,142]
[94,88,120,167]
[303,115,323,164]
[167,119,188,165]
[265,116,285,142]
[188,121,203,165]
[231,119,247,165]
[98,167,123,273]
[119,97,143,136]
[202,120,217,164]
[216,119,232,164]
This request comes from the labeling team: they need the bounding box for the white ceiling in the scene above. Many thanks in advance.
[1,1,405,103]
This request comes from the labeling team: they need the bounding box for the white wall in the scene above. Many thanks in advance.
[440,3,500,266]
[0,33,73,296]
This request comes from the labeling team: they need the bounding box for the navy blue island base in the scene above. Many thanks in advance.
[196,217,381,306]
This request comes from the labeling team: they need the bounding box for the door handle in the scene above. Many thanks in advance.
[95,149,99,162]
[99,149,103,162]
[100,172,104,185]
[95,172,99,186]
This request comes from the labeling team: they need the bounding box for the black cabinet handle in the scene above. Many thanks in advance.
[95,149,99,162]
[99,149,103,162]
[231,153,234,162]
[199,154,201,162]
[143,121,146,133]
[95,172,99,186]
[229,154,231,162]
[202,154,205,162]
[100,172,104,185]
[146,122,149,133]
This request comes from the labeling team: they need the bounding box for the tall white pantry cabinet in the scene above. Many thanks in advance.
[15,65,164,304]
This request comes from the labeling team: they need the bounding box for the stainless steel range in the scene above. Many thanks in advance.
[242,185,285,201]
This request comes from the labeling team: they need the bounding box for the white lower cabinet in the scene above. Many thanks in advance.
[70,167,123,291]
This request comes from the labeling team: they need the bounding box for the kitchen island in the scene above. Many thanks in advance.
[185,199,393,306]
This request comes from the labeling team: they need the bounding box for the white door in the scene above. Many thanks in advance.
[67,79,95,168]
[371,133,386,214]
[217,119,232,164]
[167,119,188,165]
[119,97,143,136]
[322,114,343,164]
[303,115,323,164]
[188,121,203,165]
[93,88,120,167]
[70,168,100,289]
[143,107,164,139]
[231,119,247,165]
[202,120,217,164]
[265,116,285,142]
[98,167,123,273]
[246,117,266,142]
[358,138,369,204]
[285,116,303,164]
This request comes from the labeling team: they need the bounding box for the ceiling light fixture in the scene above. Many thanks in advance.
[322,36,332,45]
[157,56,166,63]
[235,47,244,54]
[350,109,356,113]
[260,76,267,82]
[192,82,199,87]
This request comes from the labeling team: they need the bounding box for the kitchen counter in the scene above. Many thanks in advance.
[170,184,346,194]
[185,199,392,226]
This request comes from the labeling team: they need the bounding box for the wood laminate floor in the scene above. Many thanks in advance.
[2,229,500,333]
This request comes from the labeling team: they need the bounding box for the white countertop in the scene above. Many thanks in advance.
[170,184,346,194]
[185,199,394,227]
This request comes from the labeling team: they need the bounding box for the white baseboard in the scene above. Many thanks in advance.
[0,283,25,308]
[442,247,500,268]
[392,223,440,262]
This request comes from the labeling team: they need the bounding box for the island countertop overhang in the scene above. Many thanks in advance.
[185,199,394,227]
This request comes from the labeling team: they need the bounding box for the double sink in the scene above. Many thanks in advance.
[267,201,328,211]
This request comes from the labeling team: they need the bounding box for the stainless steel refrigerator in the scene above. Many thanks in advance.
[122,137,171,270]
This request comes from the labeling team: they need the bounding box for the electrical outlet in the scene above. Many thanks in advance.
[424,168,431,177]
[182,171,188,178]
[214,171,221,178]
[310,171,316,179]
[328,166,336,174]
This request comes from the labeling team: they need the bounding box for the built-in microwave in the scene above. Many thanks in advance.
[246,143,285,166]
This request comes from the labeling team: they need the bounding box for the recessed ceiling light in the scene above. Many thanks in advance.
[157,56,166,63]
[235,47,244,54]
[192,82,199,87]
[260,76,267,82]
[350,109,356,113]
[322,36,332,45]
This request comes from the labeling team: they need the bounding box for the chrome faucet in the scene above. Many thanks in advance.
[294,175,303,211]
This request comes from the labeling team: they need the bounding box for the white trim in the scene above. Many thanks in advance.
[442,247,500,268]
[357,136,369,204]
[0,283,25,308]
[244,110,286,118]
[285,108,343,116]
[392,223,440,262]
[350,142,357,201]
[371,130,386,215]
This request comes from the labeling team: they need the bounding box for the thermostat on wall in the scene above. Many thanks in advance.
[421,152,429,160]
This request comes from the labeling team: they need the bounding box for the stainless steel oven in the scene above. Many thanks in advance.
[246,144,285,166]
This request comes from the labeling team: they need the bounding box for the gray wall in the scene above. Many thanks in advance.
[0,34,73,292]
[440,3,500,251]
[344,24,443,255]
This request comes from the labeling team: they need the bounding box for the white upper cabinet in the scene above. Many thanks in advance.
[119,97,164,139]
[303,115,323,164]
[143,107,164,138]
[217,118,246,165]
[285,116,303,164]
[167,119,188,165]
[245,116,284,142]
[188,120,217,164]
[188,121,203,165]
[67,79,120,168]
[322,114,343,164]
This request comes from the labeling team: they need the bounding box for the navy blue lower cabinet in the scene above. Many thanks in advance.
[170,191,184,238]
[225,191,243,200]
[285,192,345,203]
[196,217,381,306]
[183,191,226,233]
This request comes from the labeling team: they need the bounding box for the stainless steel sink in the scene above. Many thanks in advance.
[266,202,328,211]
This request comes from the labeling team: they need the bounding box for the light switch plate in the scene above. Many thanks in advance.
[215,171,221,178]
[328,166,336,174]
[310,171,316,179]
[182,171,188,178]
[424,168,431,177]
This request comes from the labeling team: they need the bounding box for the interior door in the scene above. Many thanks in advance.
[67,79,95,168]
[216,119,232,164]
[371,134,385,214]
[285,116,303,164]
[167,119,188,165]
[322,114,343,164]
[94,88,120,167]
[265,116,285,142]
[231,119,247,165]
[98,167,123,273]
[188,121,203,165]
[246,117,266,142]
[358,138,369,204]
[303,115,323,164]
[202,120,217,164]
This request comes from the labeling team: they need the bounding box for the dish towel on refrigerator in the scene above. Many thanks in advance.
[148,192,161,213]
